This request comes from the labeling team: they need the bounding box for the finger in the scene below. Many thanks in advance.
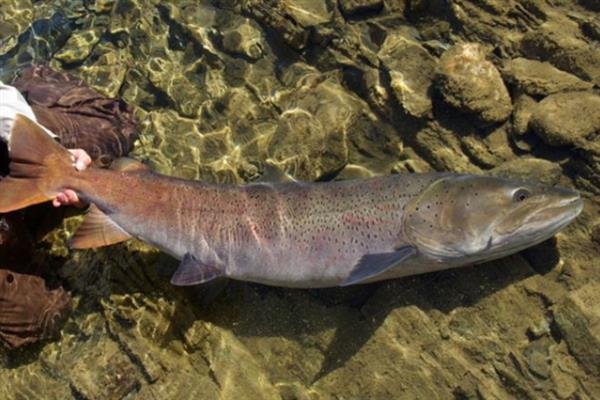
[53,193,67,207]
[68,149,92,171]
[65,190,79,204]
[67,190,86,208]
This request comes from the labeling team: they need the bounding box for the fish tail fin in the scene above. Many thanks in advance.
[0,114,75,213]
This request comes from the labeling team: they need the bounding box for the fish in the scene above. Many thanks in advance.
[0,114,584,288]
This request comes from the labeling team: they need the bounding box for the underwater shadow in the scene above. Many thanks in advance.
[183,241,561,384]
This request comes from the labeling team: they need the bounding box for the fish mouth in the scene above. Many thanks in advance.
[488,191,583,259]
[527,193,583,231]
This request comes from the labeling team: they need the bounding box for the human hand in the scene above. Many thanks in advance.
[51,149,92,208]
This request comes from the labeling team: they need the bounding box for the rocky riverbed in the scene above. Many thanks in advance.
[1,0,599,399]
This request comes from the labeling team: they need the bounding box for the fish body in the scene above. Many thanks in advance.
[73,169,441,287]
[0,115,584,288]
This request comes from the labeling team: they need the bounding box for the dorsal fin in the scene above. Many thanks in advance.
[69,205,131,249]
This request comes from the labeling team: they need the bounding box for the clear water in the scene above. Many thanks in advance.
[1,0,599,399]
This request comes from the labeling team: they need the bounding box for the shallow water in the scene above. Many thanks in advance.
[1,0,600,399]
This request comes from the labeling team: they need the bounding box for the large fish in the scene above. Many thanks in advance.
[0,115,584,288]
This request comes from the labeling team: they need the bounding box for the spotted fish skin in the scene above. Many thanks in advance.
[80,171,444,287]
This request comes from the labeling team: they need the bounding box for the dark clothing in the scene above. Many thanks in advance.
[0,65,138,349]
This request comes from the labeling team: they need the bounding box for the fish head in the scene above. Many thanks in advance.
[402,175,583,264]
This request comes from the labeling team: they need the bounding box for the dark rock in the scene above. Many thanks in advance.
[529,91,600,147]
[0,212,34,269]
[578,0,600,12]
[339,0,384,17]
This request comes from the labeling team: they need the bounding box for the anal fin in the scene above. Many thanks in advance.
[341,246,416,286]
[170,253,226,286]
[69,204,131,249]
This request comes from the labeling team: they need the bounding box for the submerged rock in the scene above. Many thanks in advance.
[521,22,600,85]
[221,18,266,60]
[69,338,141,399]
[0,0,33,56]
[281,0,333,27]
[554,282,600,376]
[491,158,562,186]
[435,43,512,125]
[1,1,599,398]
[339,0,384,17]
[378,33,436,118]
[529,91,600,147]
[502,58,593,96]
[268,74,370,180]
[53,28,102,65]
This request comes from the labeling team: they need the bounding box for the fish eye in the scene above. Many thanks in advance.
[6,273,14,284]
[513,188,530,202]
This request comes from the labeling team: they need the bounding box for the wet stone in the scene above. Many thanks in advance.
[553,282,600,376]
[378,33,436,118]
[90,0,115,13]
[0,0,33,56]
[281,0,333,27]
[267,75,368,180]
[521,22,600,85]
[69,338,141,399]
[74,43,132,98]
[529,91,600,147]
[435,43,512,125]
[523,338,551,379]
[221,18,265,60]
[511,94,537,136]
[502,57,593,96]
[54,28,102,64]
[491,158,563,186]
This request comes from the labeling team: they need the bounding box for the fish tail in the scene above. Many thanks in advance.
[0,114,77,213]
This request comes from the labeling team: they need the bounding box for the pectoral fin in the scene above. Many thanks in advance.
[341,246,416,286]
[70,205,131,249]
[170,253,226,286]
